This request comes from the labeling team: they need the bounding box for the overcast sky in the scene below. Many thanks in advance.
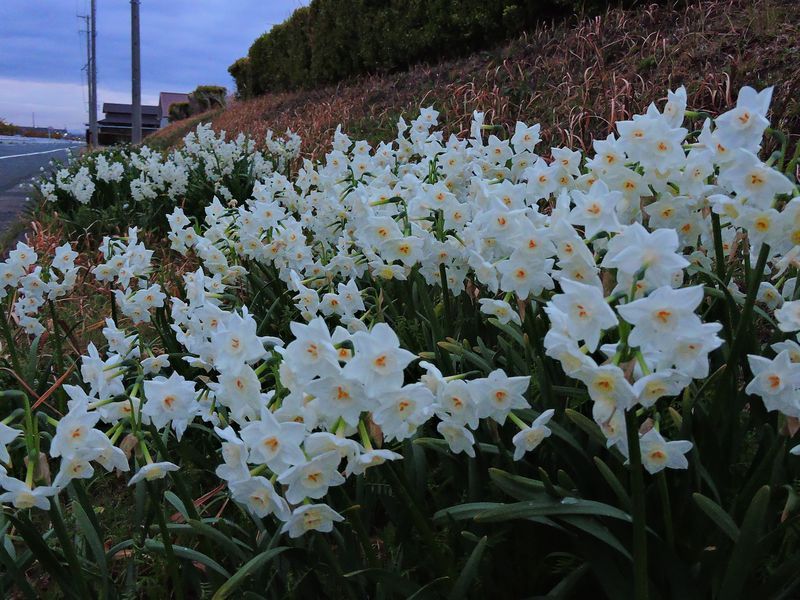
[0,0,306,132]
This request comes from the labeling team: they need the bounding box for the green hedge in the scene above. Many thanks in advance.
[231,0,617,97]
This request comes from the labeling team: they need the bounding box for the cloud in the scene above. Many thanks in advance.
[1,0,306,131]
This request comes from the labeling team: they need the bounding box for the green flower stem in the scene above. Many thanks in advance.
[139,440,154,464]
[508,412,528,430]
[710,212,733,342]
[0,304,21,375]
[49,497,91,599]
[149,481,185,600]
[47,301,65,406]
[719,242,770,401]
[625,409,649,600]
[634,350,651,376]
[358,419,373,450]
[384,463,450,578]
[657,471,674,550]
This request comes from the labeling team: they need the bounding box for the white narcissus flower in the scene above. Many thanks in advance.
[142,354,170,375]
[638,429,692,475]
[208,363,269,425]
[229,476,290,520]
[548,278,618,352]
[601,223,689,289]
[214,426,250,485]
[617,285,704,352]
[345,449,403,477]
[372,383,435,442]
[632,370,690,408]
[280,317,341,382]
[511,121,541,153]
[569,180,623,238]
[512,409,555,460]
[0,474,58,510]
[746,351,800,417]
[576,364,636,424]
[48,403,101,459]
[52,456,95,488]
[240,409,306,474]
[212,307,276,371]
[277,450,345,504]
[472,369,531,424]
[758,282,784,310]
[343,323,417,395]
[0,423,21,464]
[437,420,475,458]
[775,300,800,333]
[142,372,198,440]
[496,252,554,299]
[713,86,772,152]
[281,504,344,538]
[478,298,521,325]
[305,373,368,428]
[435,379,479,429]
[128,461,180,485]
[80,343,125,399]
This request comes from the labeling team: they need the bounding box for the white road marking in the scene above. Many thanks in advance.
[0,147,77,160]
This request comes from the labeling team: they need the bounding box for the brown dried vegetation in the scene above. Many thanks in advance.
[190,0,800,166]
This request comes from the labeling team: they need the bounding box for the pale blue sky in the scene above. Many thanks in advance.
[0,0,306,130]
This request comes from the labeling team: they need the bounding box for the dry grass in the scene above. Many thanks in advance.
[210,0,800,168]
[146,108,225,151]
[13,218,198,358]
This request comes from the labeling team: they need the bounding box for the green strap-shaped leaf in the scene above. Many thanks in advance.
[449,536,488,600]
[564,409,608,447]
[187,518,249,562]
[488,468,547,501]
[692,493,739,542]
[164,490,190,521]
[593,457,631,512]
[407,577,450,600]
[343,568,421,596]
[0,532,37,599]
[718,485,771,600]
[546,562,590,598]
[72,496,109,587]
[211,546,290,599]
[560,515,632,561]
[474,498,632,523]
[7,515,79,599]
[433,502,503,523]
[145,539,231,579]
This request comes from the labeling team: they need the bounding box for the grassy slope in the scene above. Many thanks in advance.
[202,0,799,164]
[145,108,224,151]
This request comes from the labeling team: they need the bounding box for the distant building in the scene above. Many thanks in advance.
[96,103,160,145]
[89,91,190,145]
[158,92,190,127]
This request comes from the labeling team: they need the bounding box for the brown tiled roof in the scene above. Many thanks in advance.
[159,92,190,114]
[102,103,160,116]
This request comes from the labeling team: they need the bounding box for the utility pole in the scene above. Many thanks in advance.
[79,14,91,143]
[89,0,98,146]
[131,0,142,144]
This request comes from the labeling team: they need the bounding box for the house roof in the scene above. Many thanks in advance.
[159,92,190,113]
[102,103,160,116]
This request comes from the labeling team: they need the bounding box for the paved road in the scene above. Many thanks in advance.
[0,137,84,239]
[0,137,84,193]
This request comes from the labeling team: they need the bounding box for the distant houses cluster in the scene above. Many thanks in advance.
[92,91,189,145]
